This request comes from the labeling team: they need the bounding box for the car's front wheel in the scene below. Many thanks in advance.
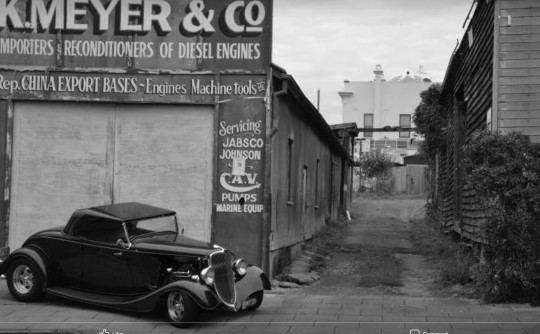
[166,290,199,328]
[6,258,45,302]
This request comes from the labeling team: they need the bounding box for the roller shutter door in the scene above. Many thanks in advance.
[9,102,213,248]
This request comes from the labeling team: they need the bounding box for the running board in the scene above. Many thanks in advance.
[46,286,155,312]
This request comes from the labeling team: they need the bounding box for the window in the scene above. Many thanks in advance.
[399,114,411,138]
[397,140,408,149]
[364,113,373,138]
[287,139,294,204]
[73,220,124,243]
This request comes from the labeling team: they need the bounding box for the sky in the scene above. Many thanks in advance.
[272,0,474,125]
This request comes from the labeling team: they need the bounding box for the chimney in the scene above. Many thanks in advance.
[374,64,384,80]
[373,65,383,130]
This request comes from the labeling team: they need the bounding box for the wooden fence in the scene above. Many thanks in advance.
[391,165,429,194]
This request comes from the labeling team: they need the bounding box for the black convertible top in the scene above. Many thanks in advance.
[63,202,176,237]
[89,202,176,221]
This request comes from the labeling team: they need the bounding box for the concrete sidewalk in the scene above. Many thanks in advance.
[1,279,540,334]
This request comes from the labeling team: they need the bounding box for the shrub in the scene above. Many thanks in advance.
[357,151,394,194]
[463,130,540,303]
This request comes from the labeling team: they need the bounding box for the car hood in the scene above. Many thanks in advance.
[132,234,223,257]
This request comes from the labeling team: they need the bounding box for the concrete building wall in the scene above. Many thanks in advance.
[340,65,432,141]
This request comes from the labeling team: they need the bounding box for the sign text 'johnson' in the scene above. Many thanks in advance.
[0,0,266,36]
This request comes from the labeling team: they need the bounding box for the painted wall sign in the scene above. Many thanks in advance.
[0,0,272,71]
[0,70,267,103]
[211,95,266,265]
[216,104,265,215]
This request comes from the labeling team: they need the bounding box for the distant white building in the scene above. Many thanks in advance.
[339,64,433,164]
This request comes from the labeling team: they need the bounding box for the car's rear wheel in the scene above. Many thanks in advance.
[6,258,44,302]
[166,290,199,328]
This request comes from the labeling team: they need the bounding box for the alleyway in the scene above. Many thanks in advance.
[302,194,437,297]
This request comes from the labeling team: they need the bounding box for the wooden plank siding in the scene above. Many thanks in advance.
[437,0,540,242]
[439,0,494,240]
[441,125,456,230]
[497,0,540,141]
[436,152,452,230]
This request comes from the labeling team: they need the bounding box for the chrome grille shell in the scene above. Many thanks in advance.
[209,250,236,308]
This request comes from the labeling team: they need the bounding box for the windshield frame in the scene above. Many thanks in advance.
[126,214,179,241]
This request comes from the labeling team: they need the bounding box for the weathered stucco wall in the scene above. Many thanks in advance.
[268,86,345,276]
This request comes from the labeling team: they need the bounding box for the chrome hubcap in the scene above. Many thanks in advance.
[167,292,185,321]
[12,265,34,294]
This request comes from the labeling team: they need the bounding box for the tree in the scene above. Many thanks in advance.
[412,83,448,160]
[412,83,450,215]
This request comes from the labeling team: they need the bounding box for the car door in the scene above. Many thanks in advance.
[78,221,135,294]
[124,247,161,293]
[80,241,135,294]
[36,234,82,289]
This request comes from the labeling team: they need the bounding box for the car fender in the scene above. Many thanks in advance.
[0,247,48,284]
[235,266,271,309]
[160,280,221,311]
[45,279,221,313]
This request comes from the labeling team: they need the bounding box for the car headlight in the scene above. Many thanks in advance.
[200,267,215,285]
[233,258,248,276]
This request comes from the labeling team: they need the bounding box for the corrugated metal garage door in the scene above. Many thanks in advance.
[9,102,213,248]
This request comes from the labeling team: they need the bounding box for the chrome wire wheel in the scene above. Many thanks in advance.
[12,264,34,294]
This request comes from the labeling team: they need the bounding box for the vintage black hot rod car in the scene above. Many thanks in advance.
[0,202,271,327]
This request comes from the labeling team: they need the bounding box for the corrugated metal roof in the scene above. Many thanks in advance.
[271,64,352,160]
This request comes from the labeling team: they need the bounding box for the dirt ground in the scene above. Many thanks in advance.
[279,194,442,297]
